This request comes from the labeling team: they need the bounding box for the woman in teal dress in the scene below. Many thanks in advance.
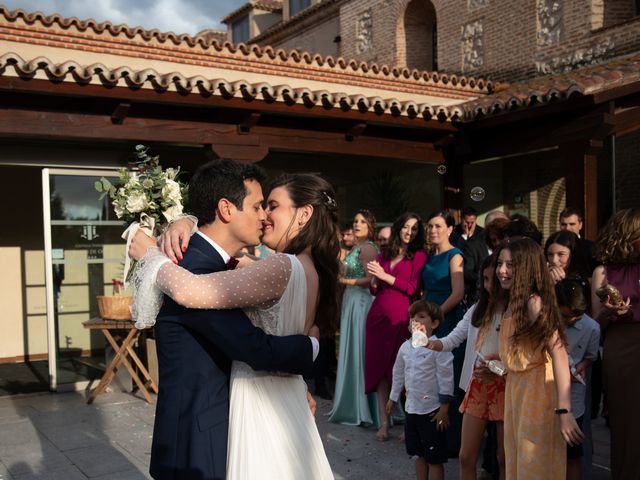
[423,210,465,456]
[329,209,379,426]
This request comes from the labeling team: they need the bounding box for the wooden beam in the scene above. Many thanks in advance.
[0,77,457,132]
[238,112,261,134]
[468,111,614,160]
[0,108,441,163]
[111,103,130,125]
[209,143,269,163]
[612,106,640,136]
[592,80,640,104]
[345,122,367,142]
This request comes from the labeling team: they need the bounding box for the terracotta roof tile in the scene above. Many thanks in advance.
[456,53,640,121]
[194,29,227,44]
[0,6,203,44]
[0,6,492,96]
[221,1,283,24]
[0,52,464,122]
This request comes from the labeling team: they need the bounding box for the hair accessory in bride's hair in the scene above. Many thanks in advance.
[322,191,337,208]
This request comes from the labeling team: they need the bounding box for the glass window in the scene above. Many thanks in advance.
[290,0,311,16]
[232,15,250,43]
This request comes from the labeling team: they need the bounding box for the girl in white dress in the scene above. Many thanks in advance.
[130,174,339,480]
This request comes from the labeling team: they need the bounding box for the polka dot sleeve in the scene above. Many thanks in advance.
[155,253,292,310]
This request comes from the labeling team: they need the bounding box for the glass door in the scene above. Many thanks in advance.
[43,169,126,391]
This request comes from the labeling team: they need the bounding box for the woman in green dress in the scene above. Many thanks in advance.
[329,209,379,426]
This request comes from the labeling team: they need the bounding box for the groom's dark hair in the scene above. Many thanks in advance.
[188,159,266,226]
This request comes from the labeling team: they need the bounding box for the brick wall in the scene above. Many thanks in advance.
[335,0,640,82]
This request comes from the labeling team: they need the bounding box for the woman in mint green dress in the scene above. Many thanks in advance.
[329,209,379,426]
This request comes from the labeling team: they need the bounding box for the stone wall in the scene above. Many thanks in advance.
[273,14,341,56]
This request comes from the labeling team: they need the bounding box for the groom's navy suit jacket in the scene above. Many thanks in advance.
[149,234,313,480]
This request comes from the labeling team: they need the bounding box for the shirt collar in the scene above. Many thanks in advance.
[567,316,585,331]
[196,231,231,263]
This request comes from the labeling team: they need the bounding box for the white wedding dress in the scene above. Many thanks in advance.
[133,251,334,480]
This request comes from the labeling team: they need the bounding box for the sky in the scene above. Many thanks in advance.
[2,0,248,34]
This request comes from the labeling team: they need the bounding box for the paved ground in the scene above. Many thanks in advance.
[0,389,612,479]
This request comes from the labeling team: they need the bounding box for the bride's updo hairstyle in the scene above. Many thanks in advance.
[269,174,340,334]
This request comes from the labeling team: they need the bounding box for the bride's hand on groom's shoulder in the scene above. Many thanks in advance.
[160,218,194,262]
[129,230,158,261]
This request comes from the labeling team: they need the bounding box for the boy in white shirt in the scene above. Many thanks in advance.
[387,300,454,480]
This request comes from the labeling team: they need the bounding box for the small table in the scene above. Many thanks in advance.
[82,317,158,404]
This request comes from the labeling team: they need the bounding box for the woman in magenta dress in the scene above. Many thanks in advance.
[591,208,640,479]
[365,212,428,441]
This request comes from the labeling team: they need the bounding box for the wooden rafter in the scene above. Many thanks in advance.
[0,108,443,163]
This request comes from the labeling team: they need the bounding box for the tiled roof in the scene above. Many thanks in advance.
[0,6,492,96]
[0,6,203,44]
[0,52,468,121]
[194,29,227,45]
[457,52,640,122]
[221,1,283,24]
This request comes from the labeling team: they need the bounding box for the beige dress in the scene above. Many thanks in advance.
[499,314,566,480]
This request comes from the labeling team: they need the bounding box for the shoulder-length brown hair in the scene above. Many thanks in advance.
[384,212,426,261]
[595,208,640,266]
[354,209,377,242]
[486,237,565,353]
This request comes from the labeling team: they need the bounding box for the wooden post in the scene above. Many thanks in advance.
[441,158,464,223]
[561,139,602,240]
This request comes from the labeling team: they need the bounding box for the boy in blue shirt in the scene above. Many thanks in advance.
[556,279,600,480]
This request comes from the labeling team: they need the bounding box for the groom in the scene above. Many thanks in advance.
[149,159,318,480]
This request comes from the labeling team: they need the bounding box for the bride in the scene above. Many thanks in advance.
[129,173,338,479]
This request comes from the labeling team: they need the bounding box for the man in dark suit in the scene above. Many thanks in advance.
[450,206,484,249]
[149,159,317,480]
[559,207,598,272]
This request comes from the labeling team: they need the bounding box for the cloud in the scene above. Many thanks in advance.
[1,0,246,34]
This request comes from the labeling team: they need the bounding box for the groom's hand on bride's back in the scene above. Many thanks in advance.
[307,325,320,341]
[307,391,317,416]
[160,217,195,262]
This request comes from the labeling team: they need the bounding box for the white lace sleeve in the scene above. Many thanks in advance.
[131,247,172,329]
[156,253,292,310]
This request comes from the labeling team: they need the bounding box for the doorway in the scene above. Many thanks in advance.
[42,168,125,392]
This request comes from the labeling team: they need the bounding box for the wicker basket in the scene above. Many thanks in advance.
[97,295,133,321]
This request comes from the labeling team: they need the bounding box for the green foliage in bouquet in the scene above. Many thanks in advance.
[95,145,188,229]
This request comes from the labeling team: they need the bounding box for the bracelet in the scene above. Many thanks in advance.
[554,408,571,415]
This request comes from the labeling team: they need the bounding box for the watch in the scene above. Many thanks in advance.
[554,408,570,415]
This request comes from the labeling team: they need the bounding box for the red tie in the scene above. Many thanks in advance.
[226,257,239,270]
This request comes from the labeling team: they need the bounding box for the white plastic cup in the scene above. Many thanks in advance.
[411,330,428,348]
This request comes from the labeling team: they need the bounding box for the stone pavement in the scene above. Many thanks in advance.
[0,390,612,479]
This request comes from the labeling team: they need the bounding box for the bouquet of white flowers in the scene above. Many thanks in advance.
[96,145,187,283]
